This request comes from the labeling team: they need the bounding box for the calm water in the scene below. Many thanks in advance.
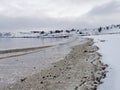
[0,38,69,50]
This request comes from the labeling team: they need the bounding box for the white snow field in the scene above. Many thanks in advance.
[88,34,120,90]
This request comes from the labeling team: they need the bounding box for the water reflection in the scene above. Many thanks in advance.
[0,38,69,50]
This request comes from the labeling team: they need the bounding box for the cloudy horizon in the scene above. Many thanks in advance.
[0,0,120,31]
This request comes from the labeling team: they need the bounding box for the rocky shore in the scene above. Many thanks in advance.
[6,38,107,90]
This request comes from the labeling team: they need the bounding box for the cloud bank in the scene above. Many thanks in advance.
[0,0,120,31]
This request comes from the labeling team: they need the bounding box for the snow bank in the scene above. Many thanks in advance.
[87,34,120,90]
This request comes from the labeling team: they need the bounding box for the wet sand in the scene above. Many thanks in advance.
[5,38,107,90]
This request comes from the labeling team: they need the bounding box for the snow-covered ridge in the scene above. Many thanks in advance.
[0,24,120,38]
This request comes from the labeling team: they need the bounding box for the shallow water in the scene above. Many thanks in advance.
[0,38,70,50]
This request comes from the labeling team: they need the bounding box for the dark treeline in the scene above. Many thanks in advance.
[0,24,120,37]
[97,24,120,32]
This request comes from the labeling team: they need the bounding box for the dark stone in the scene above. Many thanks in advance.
[84,50,88,53]
[42,76,45,79]
[74,86,78,90]
[67,77,71,79]
[54,65,57,67]
[53,76,57,78]
[40,81,44,84]
[20,77,27,82]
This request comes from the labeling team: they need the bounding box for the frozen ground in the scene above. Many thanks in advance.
[0,37,86,89]
[1,32,120,89]
[7,38,105,90]
[87,34,120,90]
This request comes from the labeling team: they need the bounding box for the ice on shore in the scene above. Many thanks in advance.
[88,34,120,90]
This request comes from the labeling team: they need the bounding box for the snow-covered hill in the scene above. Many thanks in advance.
[0,24,120,38]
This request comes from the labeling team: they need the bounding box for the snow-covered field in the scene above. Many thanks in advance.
[87,34,120,90]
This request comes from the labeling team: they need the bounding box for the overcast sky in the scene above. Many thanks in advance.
[0,0,120,31]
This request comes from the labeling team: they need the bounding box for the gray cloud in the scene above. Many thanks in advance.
[89,1,120,15]
[0,15,90,31]
[0,0,120,31]
[78,0,120,27]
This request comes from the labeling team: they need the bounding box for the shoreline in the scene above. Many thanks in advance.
[0,45,53,59]
[0,37,77,60]
[6,38,107,90]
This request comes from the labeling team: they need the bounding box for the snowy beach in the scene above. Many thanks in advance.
[0,37,81,89]
[1,0,120,89]
[1,33,120,90]
[0,38,107,90]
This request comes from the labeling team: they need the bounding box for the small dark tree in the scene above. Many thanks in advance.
[79,32,83,34]
[66,30,70,33]
[116,24,120,27]
[40,31,45,34]
[77,30,79,32]
[31,31,40,33]
[117,25,120,29]
[71,28,76,31]
[98,27,102,32]
[55,30,61,33]
[106,26,109,30]
[50,31,53,34]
